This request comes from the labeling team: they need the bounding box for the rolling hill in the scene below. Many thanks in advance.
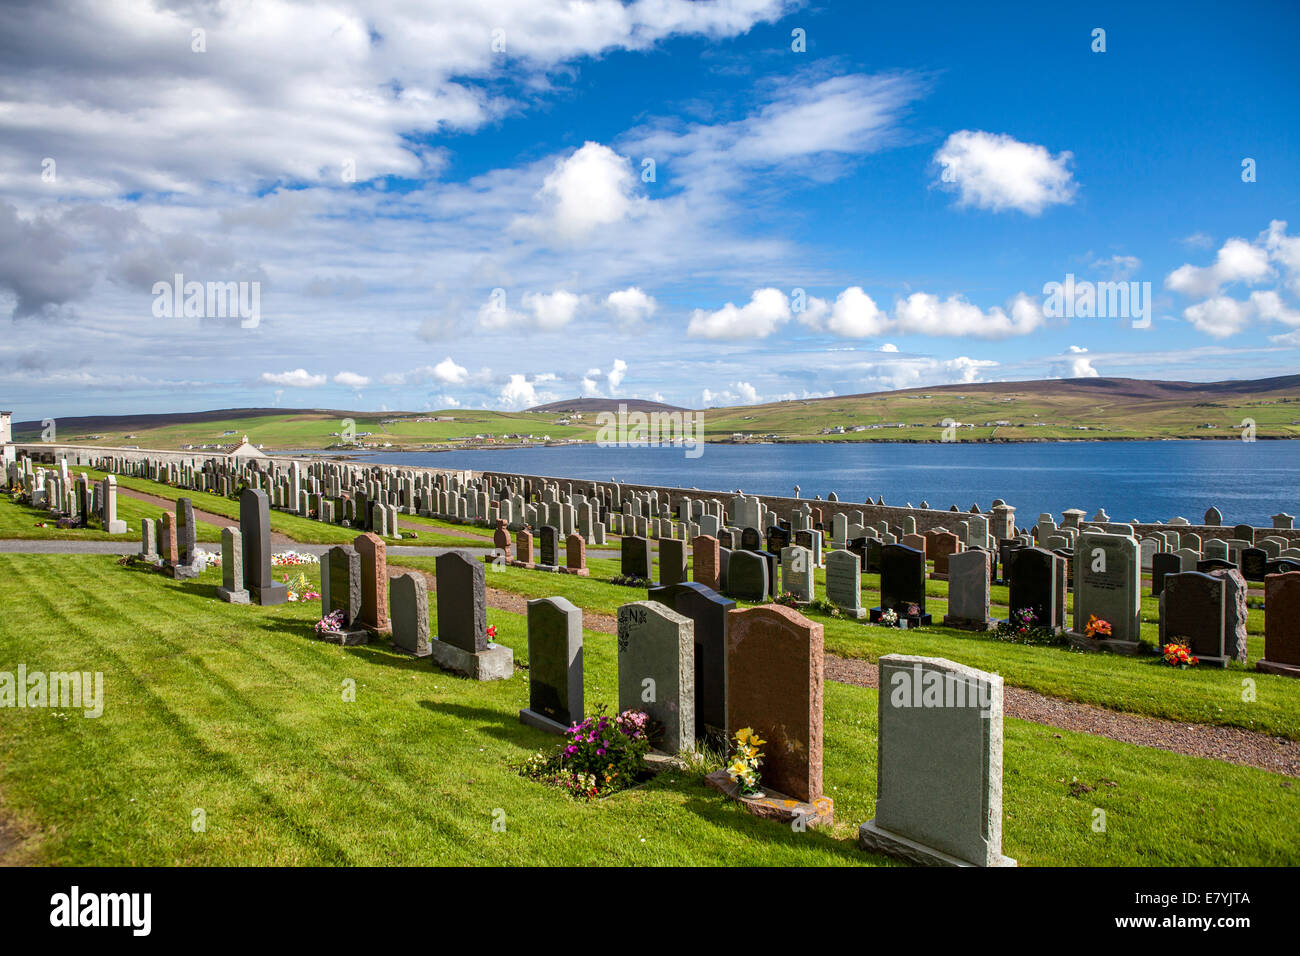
[9,375,1300,450]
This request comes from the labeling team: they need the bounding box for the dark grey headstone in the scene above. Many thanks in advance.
[390,572,430,656]
[659,537,687,587]
[880,543,926,617]
[726,550,768,602]
[524,596,583,730]
[648,581,734,739]
[240,488,287,605]
[621,535,651,579]
[435,550,488,652]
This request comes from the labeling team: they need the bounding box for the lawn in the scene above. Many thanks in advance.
[0,489,223,543]
[395,551,1300,741]
[0,553,1295,866]
[64,467,490,549]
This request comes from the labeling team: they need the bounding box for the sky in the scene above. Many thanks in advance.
[2,0,1299,421]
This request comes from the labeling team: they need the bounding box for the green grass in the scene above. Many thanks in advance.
[0,553,1296,865]
[393,552,1300,741]
[63,467,488,549]
[0,489,223,543]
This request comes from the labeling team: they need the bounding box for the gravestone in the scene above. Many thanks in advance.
[1067,531,1141,653]
[825,549,866,618]
[492,519,512,561]
[1151,551,1182,597]
[389,571,431,657]
[1159,572,1229,666]
[692,535,720,591]
[216,526,249,604]
[520,596,583,733]
[240,488,288,605]
[621,535,652,581]
[710,604,831,824]
[659,537,687,587]
[354,533,390,634]
[648,581,735,741]
[538,525,559,569]
[617,601,694,754]
[139,518,158,563]
[780,545,814,602]
[927,530,960,579]
[859,655,1014,867]
[726,550,768,602]
[513,528,534,568]
[171,497,201,579]
[1258,572,1300,677]
[318,545,369,645]
[943,550,990,630]
[431,550,513,680]
[1206,567,1250,664]
[101,475,127,534]
[562,533,589,576]
[1241,547,1268,582]
[1006,547,1065,630]
[871,544,930,625]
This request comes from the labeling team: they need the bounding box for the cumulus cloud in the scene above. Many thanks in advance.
[687,288,791,339]
[1050,345,1100,378]
[521,290,582,330]
[605,286,657,324]
[521,143,646,240]
[934,130,1076,215]
[702,381,761,406]
[333,371,370,388]
[497,372,560,410]
[1168,221,1300,337]
[763,287,1044,340]
[433,356,469,384]
[607,358,628,392]
[260,368,325,388]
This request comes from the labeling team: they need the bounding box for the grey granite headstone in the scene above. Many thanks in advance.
[240,488,288,605]
[217,526,249,604]
[859,655,1014,867]
[617,600,694,754]
[825,549,865,618]
[943,550,990,630]
[725,550,768,602]
[520,596,583,734]
[431,550,512,680]
[390,571,431,657]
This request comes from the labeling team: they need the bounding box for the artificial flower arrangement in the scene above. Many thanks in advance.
[1084,614,1112,639]
[283,571,319,602]
[272,550,319,567]
[1162,642,1200,668]
[486,624,498,645]
[315,609,344,637]
[726,727,766,797]
[878,608,899,627]
[517,706,653,800]
[774,591,800,608]
[992,607,1063,646]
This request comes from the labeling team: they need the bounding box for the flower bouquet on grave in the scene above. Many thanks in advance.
[1162,642,1199,668]
[878,608,899,627]
[774,591,799,608]
[485,624,498,646]
[314,609,345,637]
[726,727,766,797]
[904,603,922,626]
[283,571,319,602]
[1084,614,1112,640]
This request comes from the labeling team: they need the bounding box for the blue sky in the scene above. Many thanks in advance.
[2,0,1298,420]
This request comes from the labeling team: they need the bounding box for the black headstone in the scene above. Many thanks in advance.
[435,550,487,652]
[879,543,926,617]
[240,488,287,605]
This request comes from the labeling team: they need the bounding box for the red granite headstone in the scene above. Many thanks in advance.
[725,604,824,803]
[493,519,512,560]
[161,511,178,565]
[515,528,534,567]
[564,533,588,576]
[926,530,961,578]
[1261,572,1300,674]
[353,532,389,632]
[693,534,720,591]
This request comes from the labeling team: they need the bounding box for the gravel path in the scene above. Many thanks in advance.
[824,654,1300,778]
[391,561,1299,780]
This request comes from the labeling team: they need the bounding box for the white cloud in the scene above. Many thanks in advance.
[879,343,899,352]
[1088,254,1141,281]
[1169,221,1300,337]
[934,130,1076,215]
[521,290,582,330]
[497,373,555,411]
[333,371,370,388]
[826,287,888,337]
[433,356,469,384]
[260,368,325,388]
[580,376,601,397]
[607,358,628,392]
[1166,238,1271,298]
[701,381,761,406]
[1050,345,1100,378]
[522,143,645,240]
[605,286,657,323]
[687,288,791,339]
[893,291,1044,338]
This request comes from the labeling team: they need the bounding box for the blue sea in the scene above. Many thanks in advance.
[306,440,1300,527]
